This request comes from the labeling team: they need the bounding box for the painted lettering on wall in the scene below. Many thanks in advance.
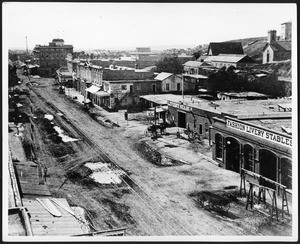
[168,101,193,112]
[226,119,292,148]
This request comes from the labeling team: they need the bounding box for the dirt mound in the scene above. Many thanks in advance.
[136,140,184,166]
[100,198,135,224]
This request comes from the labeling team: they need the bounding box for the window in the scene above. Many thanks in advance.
[215,133,223,159]
[205,122,209,132]
[152,84,156,93]
[121,85,127,90]
[177,83,181,91]
[199,124,203,135]
[166,84,170,91]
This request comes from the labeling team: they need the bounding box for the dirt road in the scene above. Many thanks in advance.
[21,76,291,237]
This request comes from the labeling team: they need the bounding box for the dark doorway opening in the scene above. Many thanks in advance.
[244,144,254,172]
[152,84,156,93]
[259,149,277,189]
[225,137,240,173]
[280,158,292,189]
[178,111,186,128]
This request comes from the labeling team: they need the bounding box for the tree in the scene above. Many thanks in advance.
[155,56,183,74]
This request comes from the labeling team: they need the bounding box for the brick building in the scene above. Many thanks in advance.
[167,96,292,192]
[33,38,73,77]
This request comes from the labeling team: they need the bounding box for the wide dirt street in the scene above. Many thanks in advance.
[21,76,292,237]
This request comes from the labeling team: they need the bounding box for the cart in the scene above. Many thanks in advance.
[197,191,231,212]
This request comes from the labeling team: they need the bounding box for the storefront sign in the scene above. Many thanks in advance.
[226,119,292,148]
[168,101,192,112]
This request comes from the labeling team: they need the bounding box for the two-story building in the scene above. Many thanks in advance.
[154,72,183,93]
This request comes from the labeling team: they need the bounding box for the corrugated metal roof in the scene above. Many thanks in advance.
[155,72,173,81]
[23,198,84,236]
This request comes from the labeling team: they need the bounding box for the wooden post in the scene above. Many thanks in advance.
[246,182,254,210]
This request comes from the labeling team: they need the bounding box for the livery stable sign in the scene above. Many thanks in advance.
[226,119,292,148]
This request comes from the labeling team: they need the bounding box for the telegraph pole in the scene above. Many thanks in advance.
[182,74,184,99]
[25,36,28,54]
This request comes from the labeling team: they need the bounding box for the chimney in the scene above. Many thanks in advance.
[268,30,277,44]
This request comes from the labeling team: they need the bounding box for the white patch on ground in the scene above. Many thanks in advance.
[57,112,63,116]
[53,126,79,142]
[71,206,91,234]
[44,114,54,121]
[85,162,124,184]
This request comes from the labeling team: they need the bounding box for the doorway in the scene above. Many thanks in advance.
[243,144,254,172]
[225,137,240,173]
[259,149,277,189]
[178,111,186,128]
[280,158,292,189]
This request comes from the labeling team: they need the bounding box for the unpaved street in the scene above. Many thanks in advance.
[22,76,291,236]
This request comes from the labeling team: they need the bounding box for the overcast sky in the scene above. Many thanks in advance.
[3,2,296,51]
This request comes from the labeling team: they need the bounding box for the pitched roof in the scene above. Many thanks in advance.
[263,41,291,52]
[155,72,173,81]
[204,54,255,63]
[207,42,244,55]
[183,61,212,68]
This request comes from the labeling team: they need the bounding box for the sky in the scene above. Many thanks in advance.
[3,2,296,51]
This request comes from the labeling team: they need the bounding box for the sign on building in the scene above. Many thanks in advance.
[226,119,292,148]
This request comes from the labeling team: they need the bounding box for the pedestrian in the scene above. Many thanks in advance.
[124,111,128,125]
[44,166,48,182]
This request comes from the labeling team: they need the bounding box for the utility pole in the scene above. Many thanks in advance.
[25,36,28,54]
[182,74,184,99]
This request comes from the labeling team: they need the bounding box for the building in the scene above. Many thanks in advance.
[167,97,291,140]
[101,78,161,110]
[167,96,292,192]
[262,22,292,64]
[281,21,292,41]
[73,62,162,110]
[74,61,103,104]
[212,113,292,191]
[154,72,183,93]
[183,61,216,76]
[33,38,73,77]
[56,67,73,86]
[203,54,255,69]
[182,61,212,93]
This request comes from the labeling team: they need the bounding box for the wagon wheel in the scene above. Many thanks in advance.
[197,195,205,208]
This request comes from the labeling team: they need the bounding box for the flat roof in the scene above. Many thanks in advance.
[103,79,158,83]
[168,96,292,134]
[140,94,194,105]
